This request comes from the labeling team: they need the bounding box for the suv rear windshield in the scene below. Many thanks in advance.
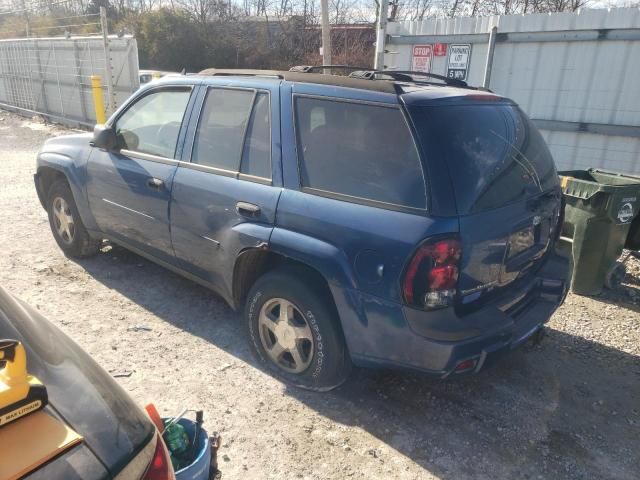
[409,104,557,214]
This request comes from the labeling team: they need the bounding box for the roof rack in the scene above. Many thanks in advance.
[289,65,471,89]
[199,68,284,79]
[199,67,399,94]
[380,70,470,88]
[289,65,372,73]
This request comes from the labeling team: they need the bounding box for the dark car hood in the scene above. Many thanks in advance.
[0,287,154,476]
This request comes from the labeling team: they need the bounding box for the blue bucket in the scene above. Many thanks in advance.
[167,418,211,480]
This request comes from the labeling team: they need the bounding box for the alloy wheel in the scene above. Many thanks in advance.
[52,196,75,244]
[258,298,315,374]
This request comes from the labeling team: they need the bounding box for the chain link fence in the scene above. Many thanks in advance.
[0,34,139,127]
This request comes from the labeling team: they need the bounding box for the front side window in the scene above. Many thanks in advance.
[115,88,191,158]
[294,97,426,209]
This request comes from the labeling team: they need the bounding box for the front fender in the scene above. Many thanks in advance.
[36,134,98,232]
[269,227,357,290]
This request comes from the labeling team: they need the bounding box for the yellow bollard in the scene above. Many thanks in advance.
[90,75,106,124]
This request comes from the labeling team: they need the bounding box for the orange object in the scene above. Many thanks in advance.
[0,410,83,480]
[145,403,164,433]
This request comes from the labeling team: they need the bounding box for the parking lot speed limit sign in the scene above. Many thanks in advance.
[447,44,471,81]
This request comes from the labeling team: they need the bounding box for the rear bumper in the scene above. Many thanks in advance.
[335,250,569,377]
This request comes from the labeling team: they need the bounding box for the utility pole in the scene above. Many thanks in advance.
[320,0,331,72]
[21,0,30,36]
[483,26,498,89]
[374,0,389,70]
[99,6,116,114]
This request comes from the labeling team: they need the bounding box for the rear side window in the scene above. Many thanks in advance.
[192,88,271,179]
[192,88,254,171]
[410,104,557,214]
[294,97,426,209]
[240,93,271,178]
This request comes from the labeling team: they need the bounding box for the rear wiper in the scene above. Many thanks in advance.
[488,129,542,191]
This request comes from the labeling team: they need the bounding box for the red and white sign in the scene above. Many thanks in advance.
[434,43,447,56]
[411,44,433,73]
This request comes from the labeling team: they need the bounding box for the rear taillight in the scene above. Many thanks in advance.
[142,433,176,480]
[402,236,462,309]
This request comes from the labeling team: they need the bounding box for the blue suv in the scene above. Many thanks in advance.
[35,68,569,390]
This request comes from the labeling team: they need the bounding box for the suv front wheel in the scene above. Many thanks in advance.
[46,180,101,258]
[245,267,351,391]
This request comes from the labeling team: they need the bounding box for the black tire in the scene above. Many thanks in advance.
[604,261,626,290]
[46,179,101,258]
[245,266,351,391]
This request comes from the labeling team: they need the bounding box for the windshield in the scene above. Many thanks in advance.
[409,103,558,214]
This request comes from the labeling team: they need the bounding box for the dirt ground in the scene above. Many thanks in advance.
[0,110,639,480]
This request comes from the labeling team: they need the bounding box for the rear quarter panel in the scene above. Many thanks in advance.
[277,81,459,300]
[272,190,458,300]
[274,81,462,363]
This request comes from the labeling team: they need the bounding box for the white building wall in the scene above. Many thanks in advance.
[386,8,640,174]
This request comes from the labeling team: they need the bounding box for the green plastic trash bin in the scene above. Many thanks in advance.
[558,169,640,295]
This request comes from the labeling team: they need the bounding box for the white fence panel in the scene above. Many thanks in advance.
[386,8,640,174]
[0,35,139,127]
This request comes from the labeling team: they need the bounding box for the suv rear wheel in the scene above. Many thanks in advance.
[245,267,351,391]
[46,180,101,258]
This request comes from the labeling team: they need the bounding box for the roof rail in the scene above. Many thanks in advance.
[289,65,373,73]
[199,68,284,79]
[382,70,469,88]
[290,64,471,88]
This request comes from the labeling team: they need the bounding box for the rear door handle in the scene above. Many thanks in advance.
[236,201,261,217]
[147,177,164,189]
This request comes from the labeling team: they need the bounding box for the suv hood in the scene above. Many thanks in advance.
[38,133,93,165]
[0,287,154,476]
[40,132,93,151]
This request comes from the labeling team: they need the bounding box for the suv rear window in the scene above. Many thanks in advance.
[409,104,557,214]
[295,97,426,209]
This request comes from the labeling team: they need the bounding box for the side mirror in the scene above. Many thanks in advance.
[92,124,118,150]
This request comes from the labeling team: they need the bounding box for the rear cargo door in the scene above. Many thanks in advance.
[409,102,562,295]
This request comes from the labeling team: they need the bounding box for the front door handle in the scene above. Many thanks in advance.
[236,201,261,217]
[147,177,164,189]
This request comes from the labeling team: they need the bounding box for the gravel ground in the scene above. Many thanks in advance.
[1,110,639,480]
